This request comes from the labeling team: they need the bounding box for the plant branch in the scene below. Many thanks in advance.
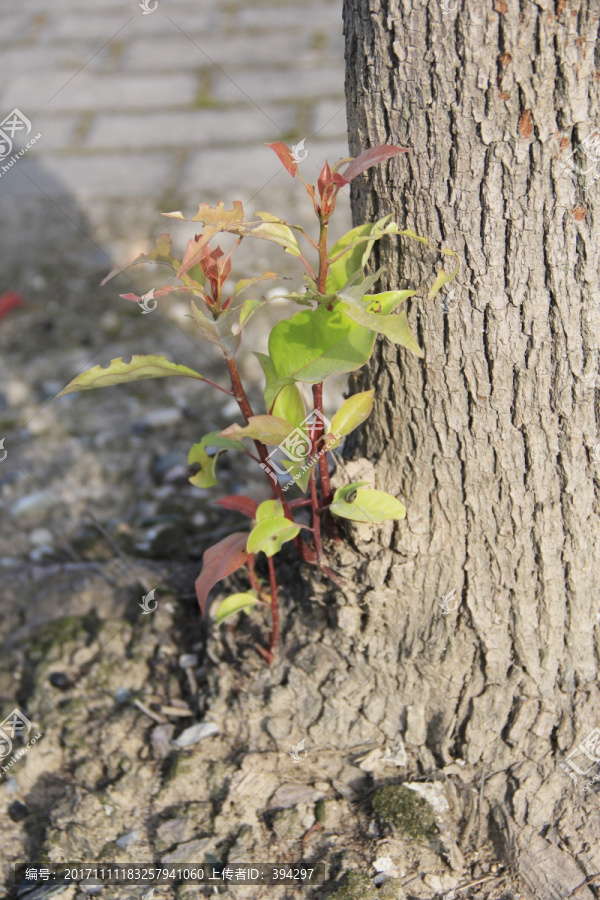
[267,555,279,660]
[226,356,317,564]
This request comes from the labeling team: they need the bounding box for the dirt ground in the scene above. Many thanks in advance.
[0,243,533,900]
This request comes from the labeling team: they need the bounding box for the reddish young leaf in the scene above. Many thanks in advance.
[317,160,332,198]
[195,532,249,615]
[266,142,298,178]
[213,496,259,519]
[341,144,409,182]
[0,291,26,322]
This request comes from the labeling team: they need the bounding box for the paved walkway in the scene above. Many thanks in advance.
[0,0,349,277]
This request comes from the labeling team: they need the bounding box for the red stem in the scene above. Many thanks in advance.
[226,357,317,564]
[312,383,333,507]
[309,467,323,560]
[267,555,279,660]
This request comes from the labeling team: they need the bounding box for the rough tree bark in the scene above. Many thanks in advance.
[333,0,600,894]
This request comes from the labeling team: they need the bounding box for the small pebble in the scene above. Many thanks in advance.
[29,528,53,546]
[116,830,138,848]
[172,722,219,748]
[29,546,55,562]
[115,687,131,705]
[141,407,182,429]
[11,492,54,520]
[49,672,74,690]
[8,801,29,822]
[5,777,19,795]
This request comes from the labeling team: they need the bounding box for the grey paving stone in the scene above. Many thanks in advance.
[1,73,198,113]
[233,3,343,32]
[181,144,288,198]
[122,31,317,71]
[0,152,175,198]
[311,99,348,138]
[0,12,35,44]
[211,66,344,105]
[84,107,296,151]
[12,115,78,154]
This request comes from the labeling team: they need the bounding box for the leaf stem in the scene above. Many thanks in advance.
[267,554,279,660]
[225,356,317,564]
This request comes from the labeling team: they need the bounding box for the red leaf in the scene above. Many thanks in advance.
[332,173,349,187]
[195,532,249,616]
[341,144,409,182]
[0,291,26,322]
[317,160,332,198]
[266,142,298,178]
[213,496,259,519]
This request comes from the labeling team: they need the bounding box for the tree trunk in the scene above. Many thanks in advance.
[335,0,600,893]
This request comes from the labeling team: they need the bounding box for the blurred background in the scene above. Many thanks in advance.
[0,2,354,889]
[0,0,350,571]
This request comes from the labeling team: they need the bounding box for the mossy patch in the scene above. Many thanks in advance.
[372,784,437,841]
[28,613,102,661]
[329,871,377,900]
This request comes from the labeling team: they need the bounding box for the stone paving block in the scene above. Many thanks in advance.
[181,144,289,199]
[122,31,317,72]
[84,107,296,151]
[211,66,344,105]
[11,115,78,154]
[311,99,348,138]
[42,12,137,41]
[1,73,198,113]
[0,152,175,199]
[0,12,35,44]
[233,3,343,32]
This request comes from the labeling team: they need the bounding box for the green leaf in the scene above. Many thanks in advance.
[255,499,285,522]
[337,272,422,356]
[101,233,183,285]
[255,352,294,410]
[219,415,293,445]
[188,432,245,489]
[271,382,306,424]
[326,217,392,292]
[428,268,454,300]
[234,272,277,295]
[215,591,259,624]
[269,305,376,384]
[189,300,241,358]
[57,355,208,397]
[329,484,406,523]
[278,457,312,494]
[365,290,416,314]
[250,213,301,257]
[247,517,301,557]
[328,391,374,447]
